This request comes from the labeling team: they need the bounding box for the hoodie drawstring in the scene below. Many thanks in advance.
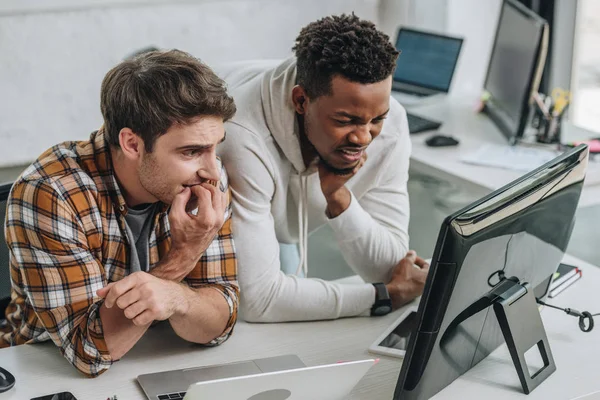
[295,174,309,277]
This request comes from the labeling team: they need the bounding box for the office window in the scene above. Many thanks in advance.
[571,0,600,132]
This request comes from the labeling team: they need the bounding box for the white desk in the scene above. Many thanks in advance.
[401,94,600,209]
[1,253,599,400]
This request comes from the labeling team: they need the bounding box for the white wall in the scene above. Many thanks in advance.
[0,0,380,167]
[383,0,502,97]
[446,0,502,97]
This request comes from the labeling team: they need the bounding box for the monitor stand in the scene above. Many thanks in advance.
[441,275,556,394]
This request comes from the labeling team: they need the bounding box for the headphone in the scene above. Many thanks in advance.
[536,298,598,333]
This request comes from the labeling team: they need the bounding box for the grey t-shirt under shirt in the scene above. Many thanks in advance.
[124,203,158,273]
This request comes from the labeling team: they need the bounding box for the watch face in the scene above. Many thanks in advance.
[374,305,392,316]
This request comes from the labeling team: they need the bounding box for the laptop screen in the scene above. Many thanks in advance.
[393,28,463,93]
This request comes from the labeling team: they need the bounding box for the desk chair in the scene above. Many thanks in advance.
[0,182,13,324]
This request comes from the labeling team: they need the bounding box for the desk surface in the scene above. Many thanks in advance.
[403,94,600,209]
[1,253,599,400]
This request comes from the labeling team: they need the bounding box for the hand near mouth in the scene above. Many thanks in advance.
[318,151,368,219]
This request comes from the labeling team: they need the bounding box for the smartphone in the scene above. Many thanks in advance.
[368,306,419,358]
[30,392,78,400]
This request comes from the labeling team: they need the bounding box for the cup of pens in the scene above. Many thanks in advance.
[533,88,571,144]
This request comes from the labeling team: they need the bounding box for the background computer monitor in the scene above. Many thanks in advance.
[483,0,548,144]
[392,27,463,96]
[394,144,588,400]
[1,183,12,303]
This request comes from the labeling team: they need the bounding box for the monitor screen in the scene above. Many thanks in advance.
[484,0,547,142]
[394,144,588,400]
[0,183,11,300]
[393,28,463,93]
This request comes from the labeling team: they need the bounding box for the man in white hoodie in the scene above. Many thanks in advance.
[217,14,428,322]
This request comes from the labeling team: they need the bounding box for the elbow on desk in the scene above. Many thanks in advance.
[238,281,284,323]
[62,352,112,379]
[239,298,276,323]
[57,334,113,378]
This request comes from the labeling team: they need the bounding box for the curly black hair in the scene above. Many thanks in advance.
[293,13,399,98]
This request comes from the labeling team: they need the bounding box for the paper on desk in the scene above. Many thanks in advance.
[461,144,558,172]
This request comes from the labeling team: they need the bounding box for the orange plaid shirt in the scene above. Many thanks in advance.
[0,129,239,377]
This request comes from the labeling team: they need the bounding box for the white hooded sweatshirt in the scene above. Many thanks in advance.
[217,58,411,322]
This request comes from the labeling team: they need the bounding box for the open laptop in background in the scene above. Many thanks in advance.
[392,28,463,133]
[138,355,375,400]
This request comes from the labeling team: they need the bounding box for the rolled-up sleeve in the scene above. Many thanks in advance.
[5,180,112,377]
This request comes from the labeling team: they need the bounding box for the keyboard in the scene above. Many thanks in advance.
[158,392,186,399]
[407,113,442,134]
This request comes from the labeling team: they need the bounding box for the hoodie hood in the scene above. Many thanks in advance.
[260,57,312,277]
[260,57,309,175]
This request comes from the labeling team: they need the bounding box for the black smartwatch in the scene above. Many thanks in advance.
[371,283,392,316]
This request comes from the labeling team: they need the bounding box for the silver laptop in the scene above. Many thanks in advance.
[138,354,306,400]
[391,27,463,99]
[184,359,375,400]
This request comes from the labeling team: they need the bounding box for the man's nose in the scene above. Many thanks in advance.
[349,124,372,147]
[200,155,221,183]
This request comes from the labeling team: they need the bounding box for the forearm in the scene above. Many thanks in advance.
[242,273,376,322]
[169,285,231,344]
[149,249,197,282]
[100,303,150,360]
[328,192,409,283]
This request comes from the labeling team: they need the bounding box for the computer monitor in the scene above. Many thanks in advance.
[483,0,548,144]
[392,28,463,97]
[394,144,589,400]
[0,183,12,302]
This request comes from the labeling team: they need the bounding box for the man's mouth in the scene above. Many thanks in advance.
[183,179,218,188]
[336,147,364,162]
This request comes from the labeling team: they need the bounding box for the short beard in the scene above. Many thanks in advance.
[319,154,358,176]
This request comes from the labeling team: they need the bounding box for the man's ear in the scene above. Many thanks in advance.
[118,128,144,161]
[292,85,309,115]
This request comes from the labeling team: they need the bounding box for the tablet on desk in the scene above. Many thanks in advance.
[368,306,419,358]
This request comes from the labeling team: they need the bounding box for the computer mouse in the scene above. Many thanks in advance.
[425,134,459,147]
[0,366,15,393]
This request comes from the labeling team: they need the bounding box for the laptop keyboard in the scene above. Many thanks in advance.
[157,392,186,400]
[407,113,442,134]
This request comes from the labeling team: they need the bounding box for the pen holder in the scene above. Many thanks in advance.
[536,115,562,144]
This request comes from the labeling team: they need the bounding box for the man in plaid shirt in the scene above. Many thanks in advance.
[0,50,239,377]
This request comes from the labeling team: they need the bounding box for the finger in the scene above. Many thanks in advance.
[185,191,199,214]
[190,184,213,216]
[116,286,142,310]
[103,276,138,309]
[414,256,429,269]
[170,187,192,220]
[221,186,228,215]
[123,299,148,320]
[96,282,115,298]
[199,182,225,226]
[132,310,155,326]
[405,250,417,262]
[201,181,222,215]
[415,268,429,283]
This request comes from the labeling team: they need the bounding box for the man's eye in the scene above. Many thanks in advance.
[184,149,201,157]
[373,117,386,124]
[335,120,352,125]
